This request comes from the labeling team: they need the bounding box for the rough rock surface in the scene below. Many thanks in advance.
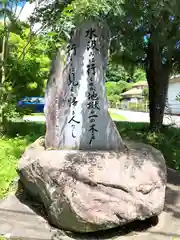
[17,139,167,233]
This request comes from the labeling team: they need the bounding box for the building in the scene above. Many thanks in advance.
[120,81,148,103]
[166,75,180,114]
[119,76,180,114]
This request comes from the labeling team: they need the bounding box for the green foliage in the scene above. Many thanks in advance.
[1,101,20,121]
[0,136,28,198]
[142,87,149,101]
[106,63,130,82]
[107,94,120,107]
[110,0,180,61]
[29,0,74,34]
[60,0,180,75]
[0,20,51,127]
[105,66,146,107]
[0,236,6,240]
[133,68,146,83]
[105,63,146,108]
[0,121,45,198]
[0,0,70,130]
[7,26,50,97]
[106,65,146,84]
[106,81,127,95]
[58,0,180,129]
[105,80,132,106]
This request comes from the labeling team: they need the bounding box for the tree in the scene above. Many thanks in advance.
[106,60,146,83]
[0,21,51,124]
[29,0,74,35]
[106,63,131,83]
[0,0,27,128]
[108,0,180,131]
[0,0,52,129]
[133,68,146,83]
[105,80,132,106]
[0,3,53,130]
[59,0,180,130]
[29,0,180,130]
[8,25,50,98]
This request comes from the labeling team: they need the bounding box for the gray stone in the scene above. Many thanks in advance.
[44,21,125,151]
[0,168,179,240]
[44,50,66,149]
[17,140,166,233]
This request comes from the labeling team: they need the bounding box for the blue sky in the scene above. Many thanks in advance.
[17,0,28,7]
[0,1,35,23]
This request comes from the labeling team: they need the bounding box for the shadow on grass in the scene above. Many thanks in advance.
[1,120,180,171]
[115,121,180,171]
[2,120,180,171]
[3,121,45,142]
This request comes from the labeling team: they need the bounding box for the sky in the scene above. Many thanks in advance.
[0,1,45,32]
[17,1,36,22]
[0,1,36,22]
[16,1,42,31]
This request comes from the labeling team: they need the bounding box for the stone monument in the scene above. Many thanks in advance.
[17,21,167,233]
[44,21,125,151]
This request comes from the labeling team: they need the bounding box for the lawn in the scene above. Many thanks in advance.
[109,112,127,121]
[0,122,45,198]
[24,110,127,122]
[0,121,180,199]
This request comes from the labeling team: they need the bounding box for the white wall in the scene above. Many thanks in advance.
[167,82,180,114]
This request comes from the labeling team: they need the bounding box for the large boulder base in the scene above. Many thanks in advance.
[17,139,167,233]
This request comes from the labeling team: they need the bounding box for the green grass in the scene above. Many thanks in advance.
[24,113,44,117]
[31,113,44,116]
[0,237,22,240]
[109,112,127,121]
[0,120,180,199]
[0,137,26,198]
[0,122,45,198]
[0,237,6,240]
[25,111,127,122]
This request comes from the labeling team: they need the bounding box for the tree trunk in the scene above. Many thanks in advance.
[146,42,172,131]
[147,70,169,131]
[1,2,7,87]
[1,35,6,85]
[0,6,9,131]
[0,35,7,130]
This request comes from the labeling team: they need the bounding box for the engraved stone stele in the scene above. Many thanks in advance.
[44,21,125,151]
[17,21,167,234]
